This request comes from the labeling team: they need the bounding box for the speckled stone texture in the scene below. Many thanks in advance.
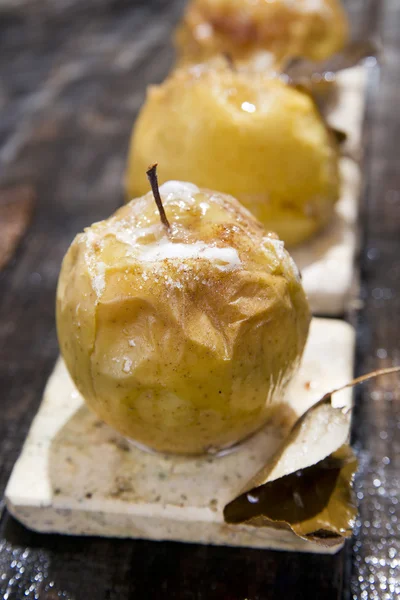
[6,318,355,553]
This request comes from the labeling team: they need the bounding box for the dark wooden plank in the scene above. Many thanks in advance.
[0,0,398,599]
[0,517,346,600]
[343,2,400,598]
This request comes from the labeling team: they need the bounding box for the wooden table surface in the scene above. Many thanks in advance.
[1,0,399,598]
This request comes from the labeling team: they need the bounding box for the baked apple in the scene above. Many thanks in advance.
[126,65,340,246]
[175,0,349,68]
[57,172,310,454]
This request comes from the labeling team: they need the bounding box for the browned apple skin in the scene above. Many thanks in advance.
[175,0,349,67]
[57,184,310,454]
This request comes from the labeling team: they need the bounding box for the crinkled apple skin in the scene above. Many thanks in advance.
[175,0,349,67]
[126,67,340,247]
[57,183,310,454]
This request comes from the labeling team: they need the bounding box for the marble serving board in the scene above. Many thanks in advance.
[294,66,367,315]
[6,318,355,554]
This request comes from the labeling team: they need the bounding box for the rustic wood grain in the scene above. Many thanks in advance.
[0,1,399,599]
[343,2,400,598]
[0,185,35,270]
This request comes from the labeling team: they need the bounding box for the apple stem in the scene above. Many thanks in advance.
[146,163,171,232]
[224,53,236,71]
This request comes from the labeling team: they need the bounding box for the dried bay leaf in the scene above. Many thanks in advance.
[328,127,347,145]
[224,367,400,547]
[225,444,357,547]
[284,40,379,84]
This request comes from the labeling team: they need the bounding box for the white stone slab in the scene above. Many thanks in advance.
[293,66,368,315]
[328,67,368,160]
[6,318,355,554]
[293,156,361,315]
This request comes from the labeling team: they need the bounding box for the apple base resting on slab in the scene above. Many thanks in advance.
[5,318,355,554]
